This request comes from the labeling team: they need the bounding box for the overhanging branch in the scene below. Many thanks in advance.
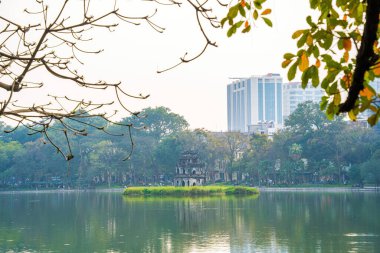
[339,0,380,113]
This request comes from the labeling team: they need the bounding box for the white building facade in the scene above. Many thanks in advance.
[227,73,283,132]
[282,82,324,119]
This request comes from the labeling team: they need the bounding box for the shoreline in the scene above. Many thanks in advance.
[258,186,380,192]
[0,188,125,194]
[1,186,380,194]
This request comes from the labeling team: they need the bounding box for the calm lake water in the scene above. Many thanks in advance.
[0,190,379,253]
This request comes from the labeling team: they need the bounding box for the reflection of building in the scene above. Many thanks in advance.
[283,82,324,119]
[174,151,206,186]
[227,73,283,132]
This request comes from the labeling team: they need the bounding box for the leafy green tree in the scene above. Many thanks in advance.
[285,102,328,134]
[0,141,24,175]
[360,150,380,185]
[88,140,125,187]
[121,107,189,140]
[113,107,189,184]
[223,0,380,125]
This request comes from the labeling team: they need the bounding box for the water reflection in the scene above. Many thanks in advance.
[0,191,379,252]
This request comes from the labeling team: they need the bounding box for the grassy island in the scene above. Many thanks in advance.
[123,185,259,196]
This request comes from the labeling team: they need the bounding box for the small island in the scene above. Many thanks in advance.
[124,151,259,196]
[123,185,259,196]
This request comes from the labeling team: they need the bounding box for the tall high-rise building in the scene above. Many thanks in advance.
[227,73,283,132]
[283,82,324,119]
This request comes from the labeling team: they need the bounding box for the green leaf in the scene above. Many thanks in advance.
[311,66,319,87]
[310,0,318,9]
[238,5,246,17]
[228,5,239,19]
[320,97,328,110]
[284,53,295,60]
[368,113,379,126]
[221,17,228,28]
[321,33,333,49]
[253,1,262,9]
[297,32,308,48]
[328,82,338,94]
[235,21,244,28]
[262,17,272,27]
[337,38,344,50]
[288,60,298,81]
[301,67,310,88]
[306,16,316,28]
[227,26,235,37]
[312,46,320,58]
[326,103,336,120]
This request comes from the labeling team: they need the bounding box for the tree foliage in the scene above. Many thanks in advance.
[1,103,379,188]
[223,0,380,126]
[0,0,224,159]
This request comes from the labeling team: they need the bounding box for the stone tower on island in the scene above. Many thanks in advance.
[174,151,206,186]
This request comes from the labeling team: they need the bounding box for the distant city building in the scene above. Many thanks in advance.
[227,73,283,132]
[283,82,324,119]
[248,121,276,136]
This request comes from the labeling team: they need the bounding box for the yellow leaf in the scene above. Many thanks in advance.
[282,59,292,68]
[292,30,304,39]
[306,34,313,46]
[360,87,375,99]
[372,64,380,76]
[261,9,271,15]
[342,73,352,88]
[369,105,377,113]
[344,51,349,62]
[299,52,309,72]
[315,59,321,68]
[333,93,341,106]
[343,39,352,51]
[348,110,357,121]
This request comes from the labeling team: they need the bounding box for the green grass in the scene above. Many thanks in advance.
[123,185,259,196]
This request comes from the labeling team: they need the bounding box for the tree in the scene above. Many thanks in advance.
[112,107,189,183]
[0,140,24,175]
[0,0,221,159]
[122,107,189,140]
[223,0,380,126]
[360,151,380,186]
[285,101,329,134]
[222,132,249,171]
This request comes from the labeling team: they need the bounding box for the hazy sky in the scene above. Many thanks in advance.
[1,0,313,131]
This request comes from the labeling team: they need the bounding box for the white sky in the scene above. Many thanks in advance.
[1,0,314,131]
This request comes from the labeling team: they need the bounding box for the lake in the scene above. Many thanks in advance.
[0,190,379,252]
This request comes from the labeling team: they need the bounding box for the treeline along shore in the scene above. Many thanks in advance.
[1,104,380,190]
